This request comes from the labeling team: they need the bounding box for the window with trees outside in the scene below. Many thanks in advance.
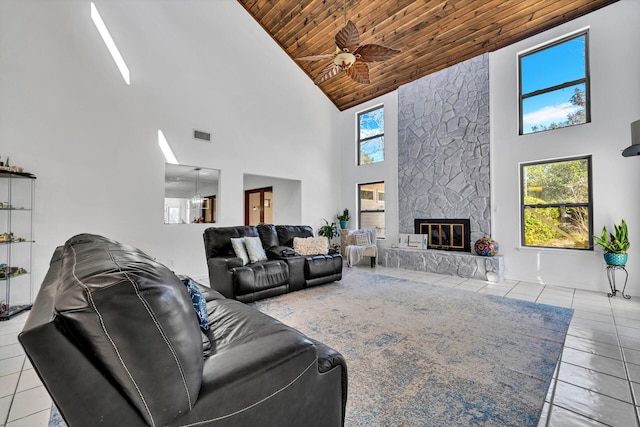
[519,30,589,135]
[358,182,385,238]
[358,106,384,164]
[521,156,592,249]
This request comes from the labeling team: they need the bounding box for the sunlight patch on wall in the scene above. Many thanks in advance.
[90,2,130,85]
[158,130,178,164]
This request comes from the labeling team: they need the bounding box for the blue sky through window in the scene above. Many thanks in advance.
[359,108,384,138]
[359,107,384,164]
[520,34,586,133]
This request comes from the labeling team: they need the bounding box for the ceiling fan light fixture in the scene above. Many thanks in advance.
[334,51,356,68]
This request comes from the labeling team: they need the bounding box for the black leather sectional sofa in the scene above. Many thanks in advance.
[203,224,343,302]
[19,234,348,426]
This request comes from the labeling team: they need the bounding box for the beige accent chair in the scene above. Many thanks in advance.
[344,229,378,267]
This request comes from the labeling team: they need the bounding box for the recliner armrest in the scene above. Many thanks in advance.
[207,257,244,298]
[266,245,298,259]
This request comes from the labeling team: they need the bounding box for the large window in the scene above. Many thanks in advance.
[519,31,589,135]
[358,182,385,238]
[520,156,592,249]
[358,106,384,165]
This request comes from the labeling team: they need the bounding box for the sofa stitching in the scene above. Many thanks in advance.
[110,252,195,411]
[176,359,317,426]
[69,245,157,427]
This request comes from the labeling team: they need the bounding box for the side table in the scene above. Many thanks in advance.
[606,265,630,299]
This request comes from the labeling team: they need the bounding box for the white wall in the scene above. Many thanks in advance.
[0,0,340,285]
[338,92,399,250]
[490,0,640,294]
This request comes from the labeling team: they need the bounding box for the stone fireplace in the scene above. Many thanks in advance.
[414,219,471,252]
[380,53,503,282]
[397,53,491,245]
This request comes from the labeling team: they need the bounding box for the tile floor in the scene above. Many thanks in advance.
[1,265,639,426]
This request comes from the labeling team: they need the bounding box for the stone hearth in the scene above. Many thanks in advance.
[381,247,504,283]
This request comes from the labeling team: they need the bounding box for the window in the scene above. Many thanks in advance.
[358,182,385,238]
[519,31,589,135]
[520,156,592,249]
[358,106,384,164]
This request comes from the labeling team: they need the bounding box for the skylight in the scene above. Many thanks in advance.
[90,2,130,85]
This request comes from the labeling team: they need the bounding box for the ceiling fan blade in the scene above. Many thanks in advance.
[296,54,334,61]
[335,20,360,52]
[354,44,401,62]
[346,61,370,84]
[314,62,342,85]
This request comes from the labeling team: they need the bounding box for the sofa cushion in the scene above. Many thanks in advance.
[257,224,279,249]
[305,254,341,279]
[276,225,314,247]
[233,260,288,296]
[244,236,268,263]
[203,226,259,259]
[54,234,203,426]
[230,237,250,265]
[354,232,370,246]
[181,277,210,331]
[294,236,329,256]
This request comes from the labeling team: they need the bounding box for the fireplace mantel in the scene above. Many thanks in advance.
[380,247,504,283]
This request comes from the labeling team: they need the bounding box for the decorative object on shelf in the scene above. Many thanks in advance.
[398,233,427,250]
[337,208,350,229]
[474,236,499,257]
[593,219,629,266]
[0,264,27,280]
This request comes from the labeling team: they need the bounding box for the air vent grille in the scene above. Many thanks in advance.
[193,130,211,142]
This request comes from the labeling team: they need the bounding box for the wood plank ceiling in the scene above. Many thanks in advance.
[237,0,618,111]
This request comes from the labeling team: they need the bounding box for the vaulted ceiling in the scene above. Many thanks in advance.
[238,0,618,111]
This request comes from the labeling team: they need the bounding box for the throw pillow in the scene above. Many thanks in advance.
[181,277,209,331]
[293,236,329,256]
[230,237,249,265]
[244,236,268,263]
[354,232,370,246]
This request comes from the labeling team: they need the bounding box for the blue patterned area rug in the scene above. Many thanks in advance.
[252,270,573,427]
[49,269,572,427]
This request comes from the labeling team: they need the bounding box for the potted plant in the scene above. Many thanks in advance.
[318,219,340,243]
[593,219,630,266]
[337,209,351,229]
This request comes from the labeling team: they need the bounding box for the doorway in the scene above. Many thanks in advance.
[245,186,273,226]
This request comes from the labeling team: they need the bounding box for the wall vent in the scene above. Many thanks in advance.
[193,129,211,142]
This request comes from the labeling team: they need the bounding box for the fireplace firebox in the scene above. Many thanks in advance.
[414,219,471,252]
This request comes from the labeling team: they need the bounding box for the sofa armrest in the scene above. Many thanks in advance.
[207,257,243,298]
[176,331,346,426]
[308,338,348,425]
[266,245,298,259]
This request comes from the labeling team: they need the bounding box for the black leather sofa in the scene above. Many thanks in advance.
[19,234,348,426]
[203,225,342,302]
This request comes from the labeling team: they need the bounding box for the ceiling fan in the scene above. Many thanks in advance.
[296,2,400,85]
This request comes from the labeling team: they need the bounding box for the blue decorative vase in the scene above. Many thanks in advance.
[604,253,627,266]
[474,237,499,257]
[339,220,349,229]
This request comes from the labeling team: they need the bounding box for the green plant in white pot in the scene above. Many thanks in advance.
[593,219,630,266]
